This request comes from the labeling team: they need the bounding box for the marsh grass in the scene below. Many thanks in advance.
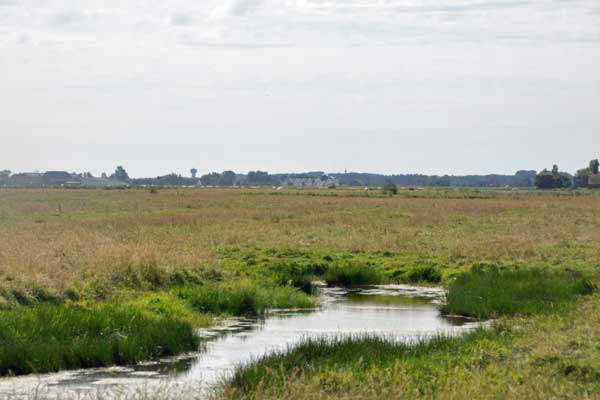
[0,301,199,376]
[176,283,316,316]
[224,328,505,397]
[443,267,593,318]
[323,261,383,286]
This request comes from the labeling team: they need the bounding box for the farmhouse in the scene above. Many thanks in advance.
[588,174,600,189]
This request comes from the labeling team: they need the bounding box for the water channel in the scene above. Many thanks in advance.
[0,285,483,399]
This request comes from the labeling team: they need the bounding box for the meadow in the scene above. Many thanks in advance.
[0,187,599,397]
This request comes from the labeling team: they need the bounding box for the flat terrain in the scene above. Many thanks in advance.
[1,188,599,301]
[1,187,599,398]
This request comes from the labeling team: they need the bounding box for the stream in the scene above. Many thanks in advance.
[0,285,483,399]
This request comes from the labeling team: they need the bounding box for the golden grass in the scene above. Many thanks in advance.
[1,188,600,298]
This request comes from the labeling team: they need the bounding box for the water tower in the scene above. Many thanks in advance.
[191,168,198,179]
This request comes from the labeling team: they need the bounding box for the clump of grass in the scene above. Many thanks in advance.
[273,260,329,294]
[323,261,383,287]
[443,267,593,318]
[399,265,442,284]
[0,301,199,376]
[176,282,316,316]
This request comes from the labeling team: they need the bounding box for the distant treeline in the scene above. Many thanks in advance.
[329,170,536,188]
[0,167,538,188]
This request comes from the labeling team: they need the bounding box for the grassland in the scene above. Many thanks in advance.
[0,187,600,393]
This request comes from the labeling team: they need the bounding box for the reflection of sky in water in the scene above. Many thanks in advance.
[0,285,482,399]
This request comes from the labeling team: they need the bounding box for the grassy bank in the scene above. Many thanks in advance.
[221,268,596,399]
[221,294,600,399]
[443,267,594,318]
[0,284,315,376]
[0,300,198,376]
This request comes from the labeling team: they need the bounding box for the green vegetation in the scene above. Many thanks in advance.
[1,186,600,397]
[221,271,597,400]
[443,267,593,318]
[0,300,198,376]
[0,285,314,376]
[176,283,316,316]
[535,164,572,189]
[323,261,383,286]
[224,328,508,398]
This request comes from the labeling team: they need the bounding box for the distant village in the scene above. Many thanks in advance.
[0,167,340,189]
[1,161,599,189]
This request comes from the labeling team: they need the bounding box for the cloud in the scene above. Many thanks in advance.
[48,10,84,27]
[211,0,263,18]
[169,13,194,26]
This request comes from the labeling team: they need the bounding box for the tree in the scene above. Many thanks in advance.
[576,168,591,188]
[535,169,555,189]
[200,172,221,186]
[111,166,130,182]
[536,165,572,189]
[247,171,271,186]
[590,159,599,175]
[0,170,10,178]
[220,171,236,186]
[382,180,398,195]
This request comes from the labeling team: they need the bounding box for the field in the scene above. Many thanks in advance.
[0,187,599,397]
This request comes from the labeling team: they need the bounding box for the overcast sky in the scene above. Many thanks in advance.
[1,0,599,177]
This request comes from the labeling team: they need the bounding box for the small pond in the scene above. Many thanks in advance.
[0,285,482,399]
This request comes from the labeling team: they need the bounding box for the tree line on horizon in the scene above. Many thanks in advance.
[534,159,599,189]
[1,161,598,189]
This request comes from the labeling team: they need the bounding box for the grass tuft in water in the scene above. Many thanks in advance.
[176,282,316,316]
[323,261,383,287]
[443,267,593,318]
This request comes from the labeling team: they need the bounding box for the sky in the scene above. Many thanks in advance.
[1,0,599,178]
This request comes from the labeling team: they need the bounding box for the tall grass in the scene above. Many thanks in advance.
[323,261,383,287]
[443,267,593,318]
[176,283,316,316]
[0,302,199,376]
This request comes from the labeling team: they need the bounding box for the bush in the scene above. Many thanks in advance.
[443,267,593,318]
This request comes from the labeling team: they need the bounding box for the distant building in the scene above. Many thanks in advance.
[9,172,43,187]
[588,174,600,189]
[79,176,129,188]
[42,171,72,186]
[281,174,339,188]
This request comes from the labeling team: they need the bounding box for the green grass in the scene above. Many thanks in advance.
[0,301,199,376]
[176,282,316,316]
[0,284,315,377]
[224,327,512,398]
[443,267,593,318]
[323,261,383,287]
